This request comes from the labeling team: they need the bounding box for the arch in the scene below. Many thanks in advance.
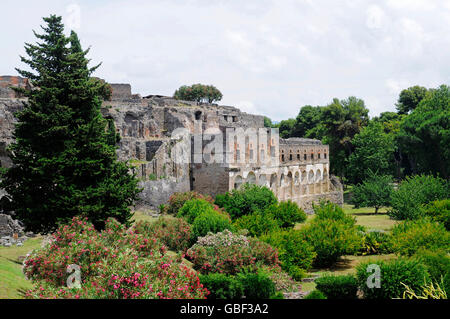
[315,169,322,182]
[308,170,315,184]
[301,170,307,184]
[234,175,243,189]
[286,171,293,199]
[270,173,278,188]
[294,171,300,185]
[246,171,256,184]
[258,174,268,187]
[195,111,202,120]
[323,168,328,179]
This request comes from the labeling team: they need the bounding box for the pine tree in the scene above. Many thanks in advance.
[0,15,140,233]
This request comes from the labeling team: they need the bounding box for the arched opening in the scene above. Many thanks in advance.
[308,170,314,184]
[195,111,202,121]
[286,172,293,199]
[315,169,322,182]
[246,171,256,184]
[234,175,243,189]
[258,174,268,187]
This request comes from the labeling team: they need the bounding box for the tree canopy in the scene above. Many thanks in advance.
[173,83,223,103]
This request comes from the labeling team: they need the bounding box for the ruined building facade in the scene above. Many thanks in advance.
[0,76,343,213]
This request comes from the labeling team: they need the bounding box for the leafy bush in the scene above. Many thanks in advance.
[237,270,276,299]
[133,216,191,252]
[178,198,217,223]
[233,210,279,237]
[357,230,393,255]
[199,273,244,299]
[304,290,327,299]
[351,173,393,213]
[391,219,450,256]
[300,203,362,267]
[215,184,277,218]
[23,217,209,299]
[165,191,215,216]
[423,199,450,230]
[315,274,358,299]
[259,266,299,293]
[265,200,307,228]
[186,230,280,275]
[356,258,429,299]
[389,175,449,220]
[260,230,315,280]
[414,249,450,294]
[192,210,233,239]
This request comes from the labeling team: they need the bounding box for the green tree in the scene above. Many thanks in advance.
[351,173,394,213]
[396,85,429,114]
[320,96,370,181]
[347,121,395,184]
[291,105,325,139]
[173,83,223,103]
[397,85,450,178]
[276,118,296,138]
[263,116,273,128]
[0,16,140,233]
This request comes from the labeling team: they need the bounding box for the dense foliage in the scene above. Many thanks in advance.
[389,175,449,220]
[351,173,394,213]
[215,184,277,218]
[23,217,208,299]
[356,259,429,299]
[173,83,223,104]
[315,274,358,299]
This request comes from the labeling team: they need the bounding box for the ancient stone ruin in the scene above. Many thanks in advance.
[0,76,343,216]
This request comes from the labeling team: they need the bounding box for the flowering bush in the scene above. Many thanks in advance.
[133,216,192,252]
[186,230,280,275]
[23,216,208,299]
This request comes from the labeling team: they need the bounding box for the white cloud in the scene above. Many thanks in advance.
[366,5,387,30]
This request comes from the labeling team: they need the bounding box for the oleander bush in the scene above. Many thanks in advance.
[260,229,315,280]
[423,199,450,230]
[356,258,429,299]
[186,230,280,275]
[389,175,449,220]
[23,217,209,299]
[133,216,192,252]
[391,219,450,256]
[264,200,307,228]
[315,274,358,299]
[177,198,218,223]
[214,183,277,218]
[233,210,279,237]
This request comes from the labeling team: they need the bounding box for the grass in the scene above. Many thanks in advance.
[342,204,398,231]
[131,210,159,224]
[0,237,43,299]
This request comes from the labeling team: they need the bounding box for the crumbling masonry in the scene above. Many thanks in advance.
[0,76,343,213]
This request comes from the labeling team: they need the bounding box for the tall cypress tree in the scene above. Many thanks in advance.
[0,15,140,233]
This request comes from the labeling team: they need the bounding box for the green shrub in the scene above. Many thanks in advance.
[423,199,450,230]
[414,249,450,294]
[389,175,449,220]
[391,219,450,256]
[356,258,429,299]
[177,198,216,223]
[304,290,327,299]
[260,229,315,280]
[165,191,215,216]
[215,183,277,218]
[358,230,393,256]
[199,273,244,299]
[237,270,276,299]
[313,201,357,225]
[265,200,307,228]
[300,203,362,267]
[315,274,358,299]
[233,210,279,237]
[192,210,233,239]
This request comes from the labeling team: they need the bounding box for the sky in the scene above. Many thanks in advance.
[1,0,449,121]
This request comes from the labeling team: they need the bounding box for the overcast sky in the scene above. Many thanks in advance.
[1,0,449,121]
